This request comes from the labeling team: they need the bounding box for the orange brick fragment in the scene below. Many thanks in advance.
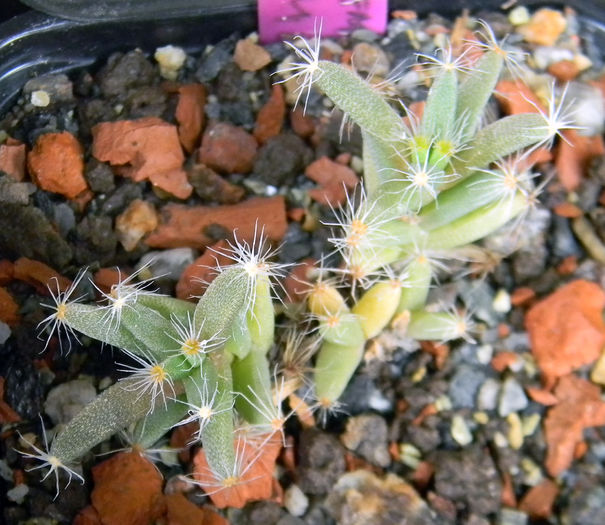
[544,375,605,476]
[28,132,87,198]
[145,196,287,249]
[164,493,228,525]
[500,472,517,508]
[548,60,580,82]
[555,130,605,191]
[0,376,21,423]
[510,287,535,306]
[519,8,566,46]
[495,81,543,115]
[491,351,519,372]
[0,287,19,326]
[92,117,192,199]
[556,256,578,276]
[175,240,231,300]
[0,260,14,286]
[518,479,558,519]
[526,387,558,406]
[254,84,285,145]
[553,202,582,218]
[306,156,359,206]
[13,257,71,295]
[525,280,605,387]
[0,139,26,181]
[192,436,281,509]
[91,452,163,525]
[93,268,122,296]
[73,505,102,525]
[176,84,206,153]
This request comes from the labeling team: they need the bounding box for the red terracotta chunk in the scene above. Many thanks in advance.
[28,132,87,198]
[305,156,359,206]
[234,38,272,72]
[176,240,232,300]
[495,81,543,116]
[544,374,605,476]
[145,196,287,249]
[548,60,580,82]
[164,493,229,525]
[92,117,192,199]
[555,130,605,191]
[91,452,163,525]
[0,139,26,181]
[254,84,285,144]
[518,479,558,519]
[525,280,605,388]
[290,107,315,138]
[0,287,20,326]
[13,257,71,295]
[0,260,14,286]
[176,84,206,153]
[199,122,257,174]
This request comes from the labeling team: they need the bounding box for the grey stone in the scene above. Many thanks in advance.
[297,428,346,495]
[253,133,313,187]
[448,365,486,409]
[498,377,528,417]
[23,74,74,104]
[432,445,502,516]
[340,414,391,467]
[137,248,196,281]
[44,378,97,425]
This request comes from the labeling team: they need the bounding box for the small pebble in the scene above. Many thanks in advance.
[507,412,524,450]
[520,458,543,486]
[154,45,187,80]
[283,484,308,517]
[451,414,473,446]
[498,377,528,417]
[493,431,509,448]
[478,378,500,411]
[6,484,28,504]
[508,6,530,26]
[497,508,529,525]
[44,377,97,425]
[591,351,605,385]
[0,321,10,344]
[477,345,494,365]
[522,413,541,437]
[473,411,489,425]
[31,90,50,107]
[398,443,422,469]
[137,248,196,281]
[492,289,511,313]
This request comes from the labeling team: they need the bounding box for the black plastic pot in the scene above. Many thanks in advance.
[0,0,604,115]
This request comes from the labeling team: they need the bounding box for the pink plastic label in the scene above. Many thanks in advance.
[258,0,388,44]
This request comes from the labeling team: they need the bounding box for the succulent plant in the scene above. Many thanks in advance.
[21,21,574,505]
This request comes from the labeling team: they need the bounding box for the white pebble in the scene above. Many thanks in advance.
[492,289,511,313]
[7,484,28,504]
[499,377,528,417]
[508,6,530,25]
[31,90,50,107]
[477,344,494,365]
[154,45,187,80]
[451,414,473,446]
[284,484,308,517]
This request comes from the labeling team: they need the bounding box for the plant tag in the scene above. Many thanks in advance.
[258,0,388,43]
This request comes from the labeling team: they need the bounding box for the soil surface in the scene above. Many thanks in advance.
[2,5,605,525]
